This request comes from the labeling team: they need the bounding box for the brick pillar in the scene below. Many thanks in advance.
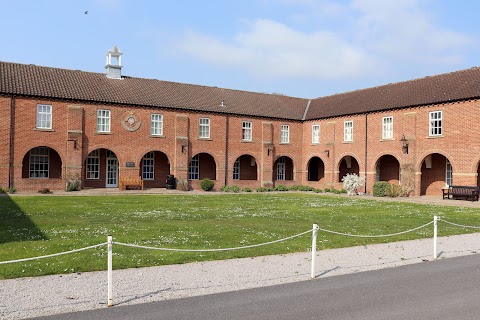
[261,122,274,187]
[66,105,84,187]
[174,114,189,181]
[324,121,336,187]
[0,97,12,188]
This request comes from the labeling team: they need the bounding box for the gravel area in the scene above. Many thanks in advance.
[2,232,480,320]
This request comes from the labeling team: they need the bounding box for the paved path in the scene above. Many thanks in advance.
[31,254,480,320]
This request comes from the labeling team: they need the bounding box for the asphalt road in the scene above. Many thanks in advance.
[31,254,480,320]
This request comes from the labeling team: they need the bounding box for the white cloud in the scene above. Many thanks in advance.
[351,0,473,64]
[177,19,374,80]
[174,0,474,81]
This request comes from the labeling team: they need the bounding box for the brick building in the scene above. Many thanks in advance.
[1,47,480,196]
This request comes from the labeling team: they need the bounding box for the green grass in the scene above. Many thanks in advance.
[1,193,480,279]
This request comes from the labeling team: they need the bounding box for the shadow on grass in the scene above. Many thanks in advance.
[0,194,48,243]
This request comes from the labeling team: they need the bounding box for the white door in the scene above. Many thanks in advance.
[106,157,118,188]
[277,157,285,181]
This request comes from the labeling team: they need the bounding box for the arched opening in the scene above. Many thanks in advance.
[274,156,294,181]
[233,155,258,180]
[22,146,62,179]
[140,151,170,188]
[307,156,325,182]
[420,153,451,195]
[375,155,400,184]
[83,148,118,188]
[188,153,216,180]
[338,156,360,182]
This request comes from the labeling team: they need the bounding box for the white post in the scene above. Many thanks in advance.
[107,235,113,307]
[433,216,438,260]
[311,224,319,279]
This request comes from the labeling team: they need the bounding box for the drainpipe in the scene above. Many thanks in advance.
[364,114,368,193]
[224,115,229,187]
[8,95,15,189]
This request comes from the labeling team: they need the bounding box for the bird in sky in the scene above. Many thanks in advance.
[84,11,88,14]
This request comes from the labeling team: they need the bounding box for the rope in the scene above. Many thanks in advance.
[317,221,434,238]
[0,243,108,265]
[113,229,314,252]
[439,219,480,229]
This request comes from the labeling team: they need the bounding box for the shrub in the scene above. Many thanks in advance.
[220,185,230,192]
[230,185,240,193]
[38,188,52,194]
[289,185,300,191]
[256,187,273,192]
[342,173,366,196]
[66,176,81,192]
[373,181,390,197]
[242,187,252,192]
[313,188,323,193]
[275,185,288,191]
[8,187,16,194]
[298,185,314,191]
[200,178,214,191]
[0,187,6,194]
[388,184,401,197]
[324,188,331,193]
[176,178,189,191]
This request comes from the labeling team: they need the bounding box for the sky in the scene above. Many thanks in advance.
[1,0,479,98]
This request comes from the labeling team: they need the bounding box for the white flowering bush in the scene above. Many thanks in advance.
[341,173,366,196]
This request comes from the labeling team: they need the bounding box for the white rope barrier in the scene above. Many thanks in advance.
[113,229,314,252]
[0,243,107,265]
[317,221,434,238]
[439,218,480,229]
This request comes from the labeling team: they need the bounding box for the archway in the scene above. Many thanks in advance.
[188,153,216,180]
[274,156,294,181]
[307,157,325,182]
[83,148,118,188]
[233,155,258,180]
[420,153,451,195]
[375,155,400,184]
[22,146,62,179]
[338,156,360,182]
[140,151,170,188]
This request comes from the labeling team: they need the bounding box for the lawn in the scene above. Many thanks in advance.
[1,193,479,279]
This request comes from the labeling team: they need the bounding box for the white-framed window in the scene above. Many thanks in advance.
[277,156,285,180]
[242,121,252,141]
[344,121,353,142]
[280,125,289,143]
[86,149,100,179]
[312,125,320,144]
[150,114,163,136]
[382,116,393,139]
[429,111,442,136]
[233,159,240,180]
[29,147,49,178]
[97,109,111,133]
[199,118,210,138]
[142,152,155,180]
[446,159,453,186]
[188,154,200,180]
[36,104,52,129]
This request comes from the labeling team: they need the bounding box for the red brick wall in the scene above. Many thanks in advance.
[4,94,480,195]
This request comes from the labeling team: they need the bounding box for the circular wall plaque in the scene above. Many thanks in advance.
[121,111,142,132]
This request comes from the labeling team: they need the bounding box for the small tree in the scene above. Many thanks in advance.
[342,173,366,196]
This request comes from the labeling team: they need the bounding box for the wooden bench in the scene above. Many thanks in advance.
[119,176,144,190]
[442,185,479,201]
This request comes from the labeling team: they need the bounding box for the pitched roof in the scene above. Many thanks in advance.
[0,61,308,120]
[305,67,480,120]
[2,61,480,121]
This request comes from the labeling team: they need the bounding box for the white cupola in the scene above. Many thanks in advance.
[105,46,123,79]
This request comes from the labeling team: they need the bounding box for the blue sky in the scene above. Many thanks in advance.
[1,0,479,98]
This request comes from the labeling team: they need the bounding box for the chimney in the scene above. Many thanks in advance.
[105,46,123,79]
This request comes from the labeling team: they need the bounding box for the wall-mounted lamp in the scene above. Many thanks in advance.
[181,144,187,153]
[267,144,274,156]
[67,139,78,149]
[324,150,330,158]
[400,134,408,154]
